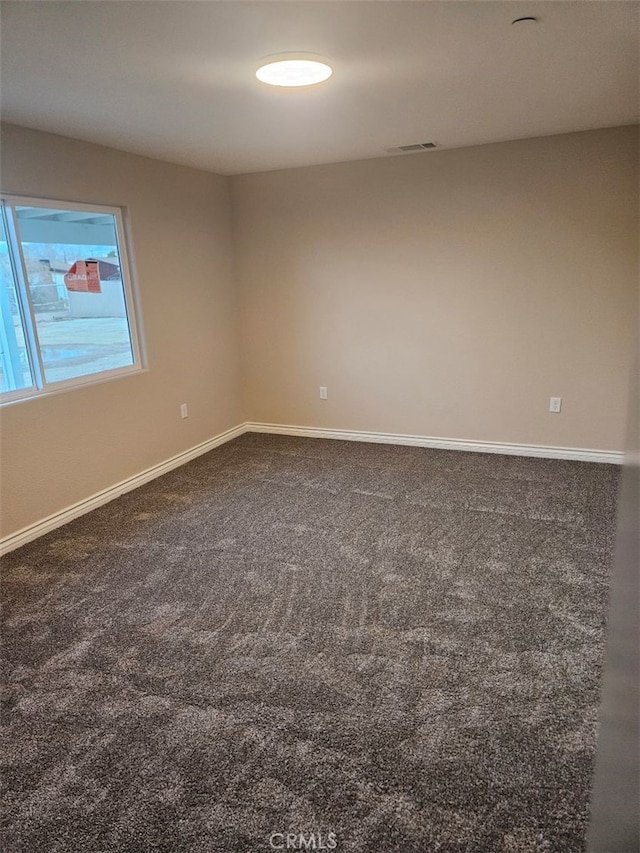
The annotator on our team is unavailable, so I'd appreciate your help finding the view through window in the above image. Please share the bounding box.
[0,197,143,400]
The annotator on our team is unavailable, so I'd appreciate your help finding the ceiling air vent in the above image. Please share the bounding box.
[386,142,438,154]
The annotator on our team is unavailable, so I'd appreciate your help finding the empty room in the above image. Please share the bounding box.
[0,2,638,852]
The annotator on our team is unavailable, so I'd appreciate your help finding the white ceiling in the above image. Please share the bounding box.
[1,1,638,176]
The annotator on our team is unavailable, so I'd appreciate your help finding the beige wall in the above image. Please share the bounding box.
[232,126,638,451]
[0,123,241,538]
[1,124,638,541]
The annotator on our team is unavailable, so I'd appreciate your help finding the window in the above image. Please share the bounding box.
[0,195,144,403]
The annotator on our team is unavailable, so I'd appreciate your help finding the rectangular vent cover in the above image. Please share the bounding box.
[386,142,438,154]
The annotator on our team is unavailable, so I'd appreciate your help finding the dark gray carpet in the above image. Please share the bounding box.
[1,433,619,853]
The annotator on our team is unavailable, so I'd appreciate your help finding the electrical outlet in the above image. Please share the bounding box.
[549,397,562,413]
[180,403,189,419]
[319,386,328,400]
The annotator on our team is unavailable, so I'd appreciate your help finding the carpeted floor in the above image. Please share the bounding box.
[1,433,619,853]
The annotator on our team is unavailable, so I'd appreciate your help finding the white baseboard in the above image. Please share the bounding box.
[2,420,623,555]
[0,423,246,556]
[245,422,624,465]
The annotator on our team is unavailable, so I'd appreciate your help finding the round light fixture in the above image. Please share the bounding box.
[256,57,332,88]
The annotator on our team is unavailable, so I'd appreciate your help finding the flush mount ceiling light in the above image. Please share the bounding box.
[256,55,333,88]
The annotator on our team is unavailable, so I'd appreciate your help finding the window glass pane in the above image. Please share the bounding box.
[15,205,135,385]
[0,213,34,393]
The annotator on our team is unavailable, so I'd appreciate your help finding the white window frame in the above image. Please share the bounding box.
[0,194,145,405]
